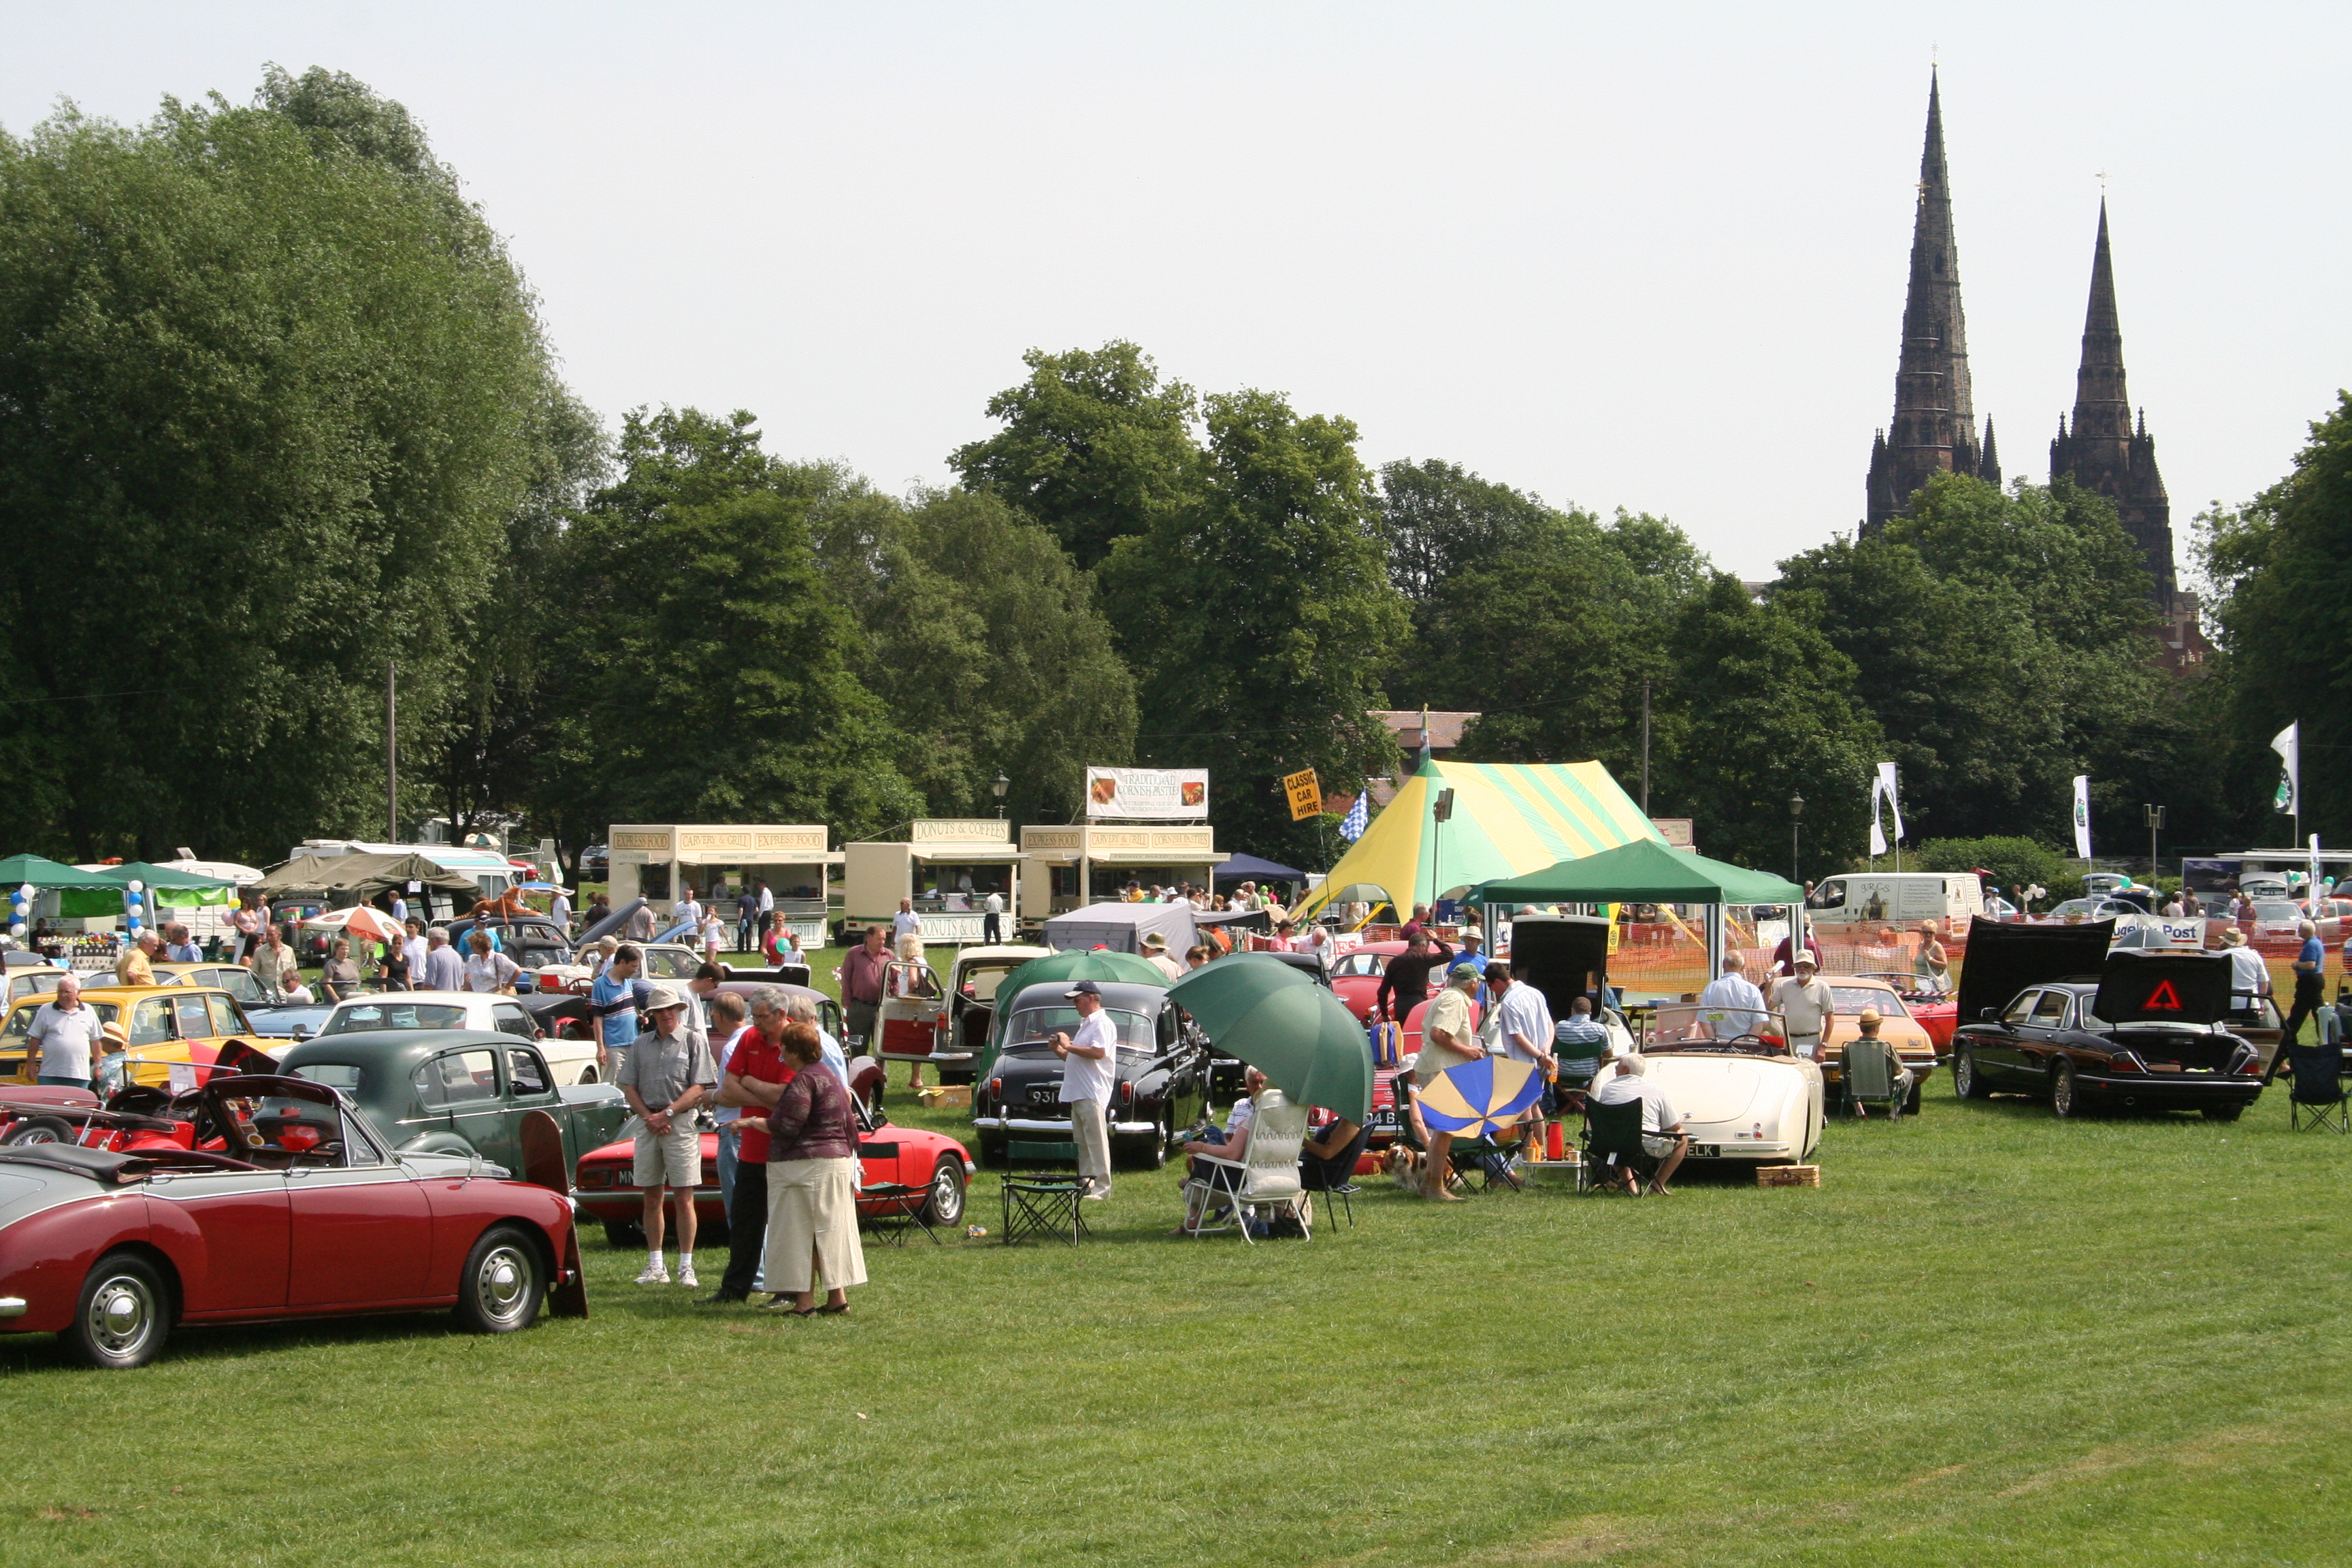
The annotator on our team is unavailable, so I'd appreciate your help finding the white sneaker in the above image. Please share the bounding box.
[635,1261,669,1286]
[677,1264,699,1289]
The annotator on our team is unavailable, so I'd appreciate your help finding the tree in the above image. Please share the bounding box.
[2196,392,2352,844]
[1771,474,2165,846]
[534,410,922,850]
[949,342,1203,571]
[1650,575,1882,877]
[1098,390,1406,861]
[1912,836,2067,898]
[808,485,1137,825]
[0,76,557,862]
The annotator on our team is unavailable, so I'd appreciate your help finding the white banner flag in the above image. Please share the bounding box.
[2311,833,2325,915]
[2273,722,2300,815]
[1867,762,1902,858]
[2072,774,2093,860]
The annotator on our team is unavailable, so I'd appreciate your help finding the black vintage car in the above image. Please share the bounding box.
[444,915,573,994]
[970,981,1209,1169]
[1948,917,2265,1120]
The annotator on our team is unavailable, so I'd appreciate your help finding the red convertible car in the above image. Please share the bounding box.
[0,1073,584,1368]
[575,1092,974,1246]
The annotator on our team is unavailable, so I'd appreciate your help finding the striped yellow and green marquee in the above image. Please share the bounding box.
[1295,757,1662,920]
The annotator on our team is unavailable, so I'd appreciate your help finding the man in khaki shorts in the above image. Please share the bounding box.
[619,984,717,1289]
[1771,951,1837,1061]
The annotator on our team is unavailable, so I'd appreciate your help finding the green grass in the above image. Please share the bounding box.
[3,979,2346,1565]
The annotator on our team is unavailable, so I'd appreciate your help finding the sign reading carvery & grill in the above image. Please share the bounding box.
[1084,766,1209,821]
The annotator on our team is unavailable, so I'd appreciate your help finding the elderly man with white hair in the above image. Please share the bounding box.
[1697,953,1769,1041]
[1590,1052,1689,1196]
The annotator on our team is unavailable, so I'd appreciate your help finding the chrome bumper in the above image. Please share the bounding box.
[0,1297,26,1319]
[981,1115,1159,1135]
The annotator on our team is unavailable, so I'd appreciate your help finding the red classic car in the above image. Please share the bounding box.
[574,1093,974,1246]
[1329,943,1482,1060]
[0,1073,584,1368]
[1853,970,1959,1051]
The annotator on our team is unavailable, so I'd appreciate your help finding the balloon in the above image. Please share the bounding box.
[7,924,22,938]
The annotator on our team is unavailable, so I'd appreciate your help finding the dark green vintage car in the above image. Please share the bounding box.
[275,1030,630,1183]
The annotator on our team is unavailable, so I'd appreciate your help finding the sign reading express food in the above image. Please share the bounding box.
[1085,766,1209,821]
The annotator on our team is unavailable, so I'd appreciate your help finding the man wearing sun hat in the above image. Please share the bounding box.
[1771,950,1837,1061]
[618,984,718,1288]
[1051,979,1118,1200]
[1140,930,1185,983]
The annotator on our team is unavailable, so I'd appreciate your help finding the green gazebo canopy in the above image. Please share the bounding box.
[0,853,132,891]
[1471,838,1804,908]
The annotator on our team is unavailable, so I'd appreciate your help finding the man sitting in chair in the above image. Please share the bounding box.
[1589,1053,1688,1196]
[1846,1008,1914,1118]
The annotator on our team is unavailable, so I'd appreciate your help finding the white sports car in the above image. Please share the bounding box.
[1635,1003,1825,1163]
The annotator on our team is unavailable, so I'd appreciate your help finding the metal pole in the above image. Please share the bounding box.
[386,661,397,840]
[1640,681,1651,815]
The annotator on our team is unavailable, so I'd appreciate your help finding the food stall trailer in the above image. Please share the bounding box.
[606,825,838,949]
[843,820,1022,945]
[1018,823,1228,917]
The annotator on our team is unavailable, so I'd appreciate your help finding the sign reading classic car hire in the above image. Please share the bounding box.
[1085,766,1209,821]
[1281,768,1322,822]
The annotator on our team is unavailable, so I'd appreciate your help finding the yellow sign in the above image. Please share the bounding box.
[1282,768,1322,822]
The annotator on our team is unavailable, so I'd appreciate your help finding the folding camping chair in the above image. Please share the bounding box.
[1181,1090,1311,1242]
[2284,1043,2349,1134]
[1301,1119,1371,1230]
[1840,1036,1914,1120]
[1000,1138,1089,1245]
[1578,1097,1655,1195]
[858,1181,942,1247]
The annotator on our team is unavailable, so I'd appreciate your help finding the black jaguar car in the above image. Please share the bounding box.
[970,981,1209,1169]
[1948,917,2265,1120]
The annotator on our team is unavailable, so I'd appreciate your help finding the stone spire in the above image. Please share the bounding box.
[1865,69,1989,534]
[1979,417,2001,490]
[2050,200,2176,606]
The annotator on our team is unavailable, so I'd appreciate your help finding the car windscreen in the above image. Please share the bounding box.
[642,949,701,979]
[962,965,1022,1002]
[1004,1007,1155,1051]
[321,1002,470,1033]
[1830,987,1910,1018]
[2253,901,2303,921]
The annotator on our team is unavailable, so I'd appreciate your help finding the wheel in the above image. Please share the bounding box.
[1952,1045,1988,1100]
[1141,1110,1172,1169]
[602,1220,642,1249]
[453,1226,545,1334]
[66,1252,171,1369]
[1904,1081,1923,1115]
[920,1155,966,1227]
[2050,1057,2081,1119]
[2200,1102,2246,1122]
[576,1066,598,1085]
[1,1115,75,1145]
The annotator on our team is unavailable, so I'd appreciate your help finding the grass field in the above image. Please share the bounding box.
[3,953,2345,1566]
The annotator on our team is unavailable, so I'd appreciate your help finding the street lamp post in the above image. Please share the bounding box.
[2144,803,2165,885]
[1789,791,1806,885]
[992,772,1011,820]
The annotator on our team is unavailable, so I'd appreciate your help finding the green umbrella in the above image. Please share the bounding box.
[0,853,133,889]
[1166,953,1373,1121]
[978,948,1170,1080]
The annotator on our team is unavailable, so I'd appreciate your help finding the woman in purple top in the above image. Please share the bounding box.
[764,1024,867,1316]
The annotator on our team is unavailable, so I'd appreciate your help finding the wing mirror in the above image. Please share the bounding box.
[1978,1007,1998,1022]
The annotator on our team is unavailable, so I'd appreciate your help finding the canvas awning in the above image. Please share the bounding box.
[1215,853,1305,885]
[1471,838,1803,907]
[1294,758,1662,919]
[250,851,478,898]
[0,853,130,891]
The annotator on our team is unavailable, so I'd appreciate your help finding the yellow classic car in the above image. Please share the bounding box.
[1,984,276,1089]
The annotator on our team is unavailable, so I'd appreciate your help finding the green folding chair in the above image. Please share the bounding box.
[1840,1036,1913,1120]
[1000,1138,1088,1245]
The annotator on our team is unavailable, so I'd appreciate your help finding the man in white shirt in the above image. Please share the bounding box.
[1697,954,1769,1041]
[549,887,572,934]
[2223,928,2270,1007]
[1591,1053,1688,1196]
[1052,980,1119,1200]
[27,974,105,1086]
[1140,932,1185,983]
[1482,961,1556,1155]
[892,898,924,949]
[1770,953,1837,1059]
[983,889,1005,944]
[674,887,703,934]
[402,919,429,992]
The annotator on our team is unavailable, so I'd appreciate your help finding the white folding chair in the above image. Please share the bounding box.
[1181,1089,1312,1243]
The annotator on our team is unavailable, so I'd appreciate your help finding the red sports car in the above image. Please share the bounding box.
[574,1092,974,1245]
[1853,971,1959,1051]
[0,1073,585,1368]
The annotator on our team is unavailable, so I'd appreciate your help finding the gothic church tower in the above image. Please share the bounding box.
[2048,201,2179,608]
[1865,71,1999,533]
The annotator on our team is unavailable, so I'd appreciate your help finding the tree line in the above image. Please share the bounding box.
[0,72,2325,879]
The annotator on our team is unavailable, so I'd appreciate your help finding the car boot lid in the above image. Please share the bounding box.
[2092,951,2235,1027]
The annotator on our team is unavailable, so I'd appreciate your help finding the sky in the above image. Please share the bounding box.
[4,3,2345,580]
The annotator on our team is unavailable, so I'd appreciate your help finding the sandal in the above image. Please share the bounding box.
[819,1303,850,1316]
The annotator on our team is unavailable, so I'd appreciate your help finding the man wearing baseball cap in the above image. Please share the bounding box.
[1769,950,1837,1061]
[618,984,719,1287]
[1051,979,1118,1200]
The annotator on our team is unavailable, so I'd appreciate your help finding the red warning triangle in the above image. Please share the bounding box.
[2143,979,2185,1011]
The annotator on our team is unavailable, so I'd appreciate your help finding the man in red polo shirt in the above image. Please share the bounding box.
[702,986,798,1305]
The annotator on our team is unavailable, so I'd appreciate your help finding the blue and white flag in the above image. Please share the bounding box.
[1338,793,1369,843]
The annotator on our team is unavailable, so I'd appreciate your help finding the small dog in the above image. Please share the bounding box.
[1382,1145,1424,1188]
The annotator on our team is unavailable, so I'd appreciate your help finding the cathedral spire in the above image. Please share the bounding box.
[2051,199,2176,607]
[1865,69,1985,533]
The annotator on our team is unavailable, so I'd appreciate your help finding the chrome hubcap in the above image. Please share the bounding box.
[479,1247,530,1321]
[89,1277,152,1354]
[934,1170,960,1220]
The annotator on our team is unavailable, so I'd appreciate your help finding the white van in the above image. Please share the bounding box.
[1806,872,1984,928]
